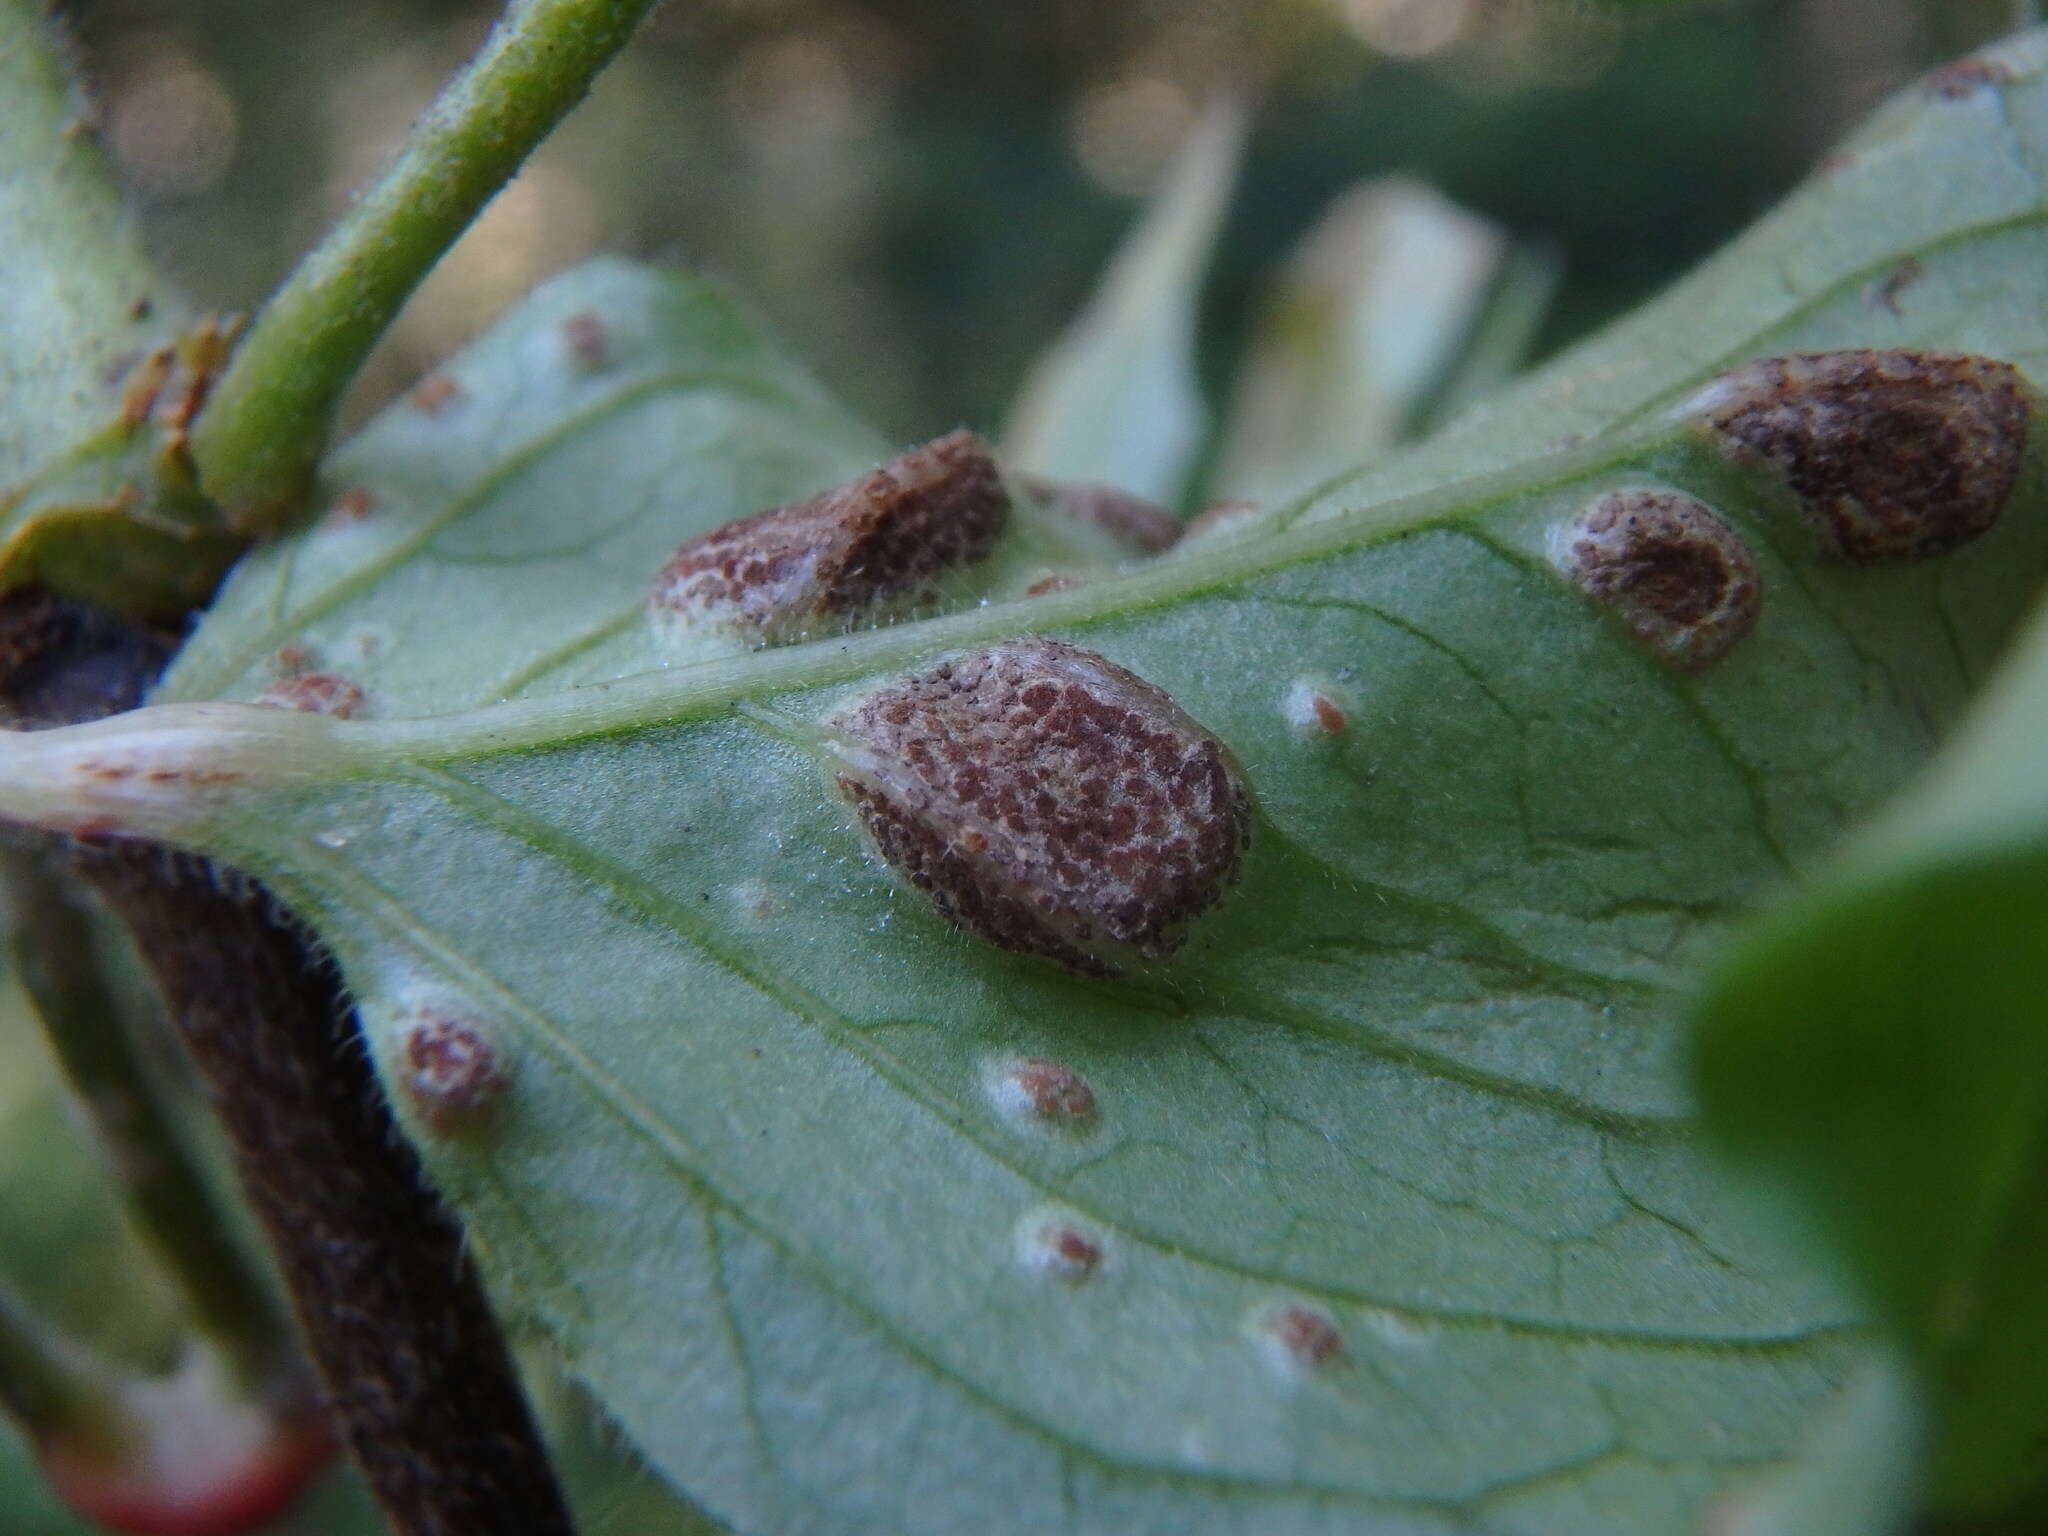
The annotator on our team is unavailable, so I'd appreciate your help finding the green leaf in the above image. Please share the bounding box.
[8,32,2048,1536]
[0,2,170,489]
[1211,177,1517,508]
[1693,592,2048,1517]
[1001,103,1245,509]
[0,3,241,618]
[1698,1351,1924,1536]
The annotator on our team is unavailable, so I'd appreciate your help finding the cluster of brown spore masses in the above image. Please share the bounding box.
[1560,490,1761,671]
[1700,350,2030,563]
[831,639,1252,977]
[649,430,1009,640]
[259,671,367,719]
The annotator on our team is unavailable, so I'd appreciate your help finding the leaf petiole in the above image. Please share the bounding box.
[189,0,663,530]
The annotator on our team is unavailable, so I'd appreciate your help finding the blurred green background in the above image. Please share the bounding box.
[60,0,2024,445]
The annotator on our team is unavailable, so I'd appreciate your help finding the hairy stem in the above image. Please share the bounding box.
[2,588,575,1532]
[0,845,296,1396]
[76,847,578,1536]
[189,0,660,529]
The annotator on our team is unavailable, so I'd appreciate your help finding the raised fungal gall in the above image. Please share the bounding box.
[1553,490,1761,671]
[648,430,1008,642]
[1694,350,2029,563]
[396,1012,509,1133]
[831,639,1251,977]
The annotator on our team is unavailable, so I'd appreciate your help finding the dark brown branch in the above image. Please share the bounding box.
[75,850,577,1536]
[2,588,577,1536]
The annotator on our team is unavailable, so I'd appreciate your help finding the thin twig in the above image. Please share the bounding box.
[189,0,661,528]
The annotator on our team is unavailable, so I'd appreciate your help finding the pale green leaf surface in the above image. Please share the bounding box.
[1001,103,1244,509]
[0,2,168,489]
[10,40,2048,1536]
[1694,595,2048,1515]
[1702,1351,1922,1536]
[1211,177,1511,508]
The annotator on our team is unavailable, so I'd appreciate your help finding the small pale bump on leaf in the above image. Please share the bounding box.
[394,1010,510,1134]
[1250,1301,1345,1377]
[1689,350,2030,564]
[1551,488,1762,671]
[559,310,609,372]
[1281,677,1351,737]
[1012,1207,1105,1285]
[983,1055,1097,1129]
[828,638,1252,976]
[647,430,1009,644]
[408,373,463,417]
[322,489,376,526]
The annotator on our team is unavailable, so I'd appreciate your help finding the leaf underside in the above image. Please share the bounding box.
[30,28,2043,1536]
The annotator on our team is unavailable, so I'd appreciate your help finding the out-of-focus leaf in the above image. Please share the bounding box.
[1001,102,1244,509]
[1265,31,2048,532]
[1694,594,2048,1517]
[1419,243,1564,437]
[3,34,2048,1536]
[1702,1351,1923,1536]
[0,957,184,1378]
[0,3,243,619]
[0,2,171,488]
[1211,177,1512,508]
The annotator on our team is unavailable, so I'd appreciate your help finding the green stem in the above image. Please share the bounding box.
[0,846,295,1396]
[189,0,660,529]
[0,1285,120,1449]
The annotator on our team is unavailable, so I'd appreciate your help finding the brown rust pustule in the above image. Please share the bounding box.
[397,1010,510,1134]
[258,672,366,719]
[830,639,1251,977]
[1557,491,1762,671]
[649,430,1008,640]
[1697,350,2029,564]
